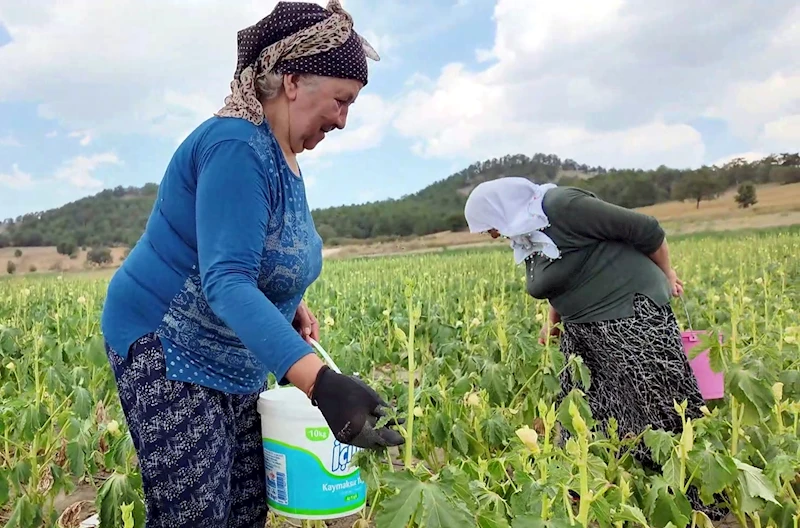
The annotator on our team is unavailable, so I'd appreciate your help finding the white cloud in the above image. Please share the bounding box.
[0,0,394,149]
[68,130,92,146]
[393,0,799,169]
[53,153,122,189]
[762,115,800,151]
[706,72,800,141]
[45,130,58,138]
[0,163,34,189]
[0,134,21,147]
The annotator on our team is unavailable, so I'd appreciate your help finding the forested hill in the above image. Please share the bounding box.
[1,152,799,250]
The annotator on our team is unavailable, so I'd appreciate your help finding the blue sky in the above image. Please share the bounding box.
[1,0,798,220]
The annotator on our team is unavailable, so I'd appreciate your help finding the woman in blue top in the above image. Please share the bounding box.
[100,2,402,525]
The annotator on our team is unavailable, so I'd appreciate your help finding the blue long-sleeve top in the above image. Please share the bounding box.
[100,115,323,394]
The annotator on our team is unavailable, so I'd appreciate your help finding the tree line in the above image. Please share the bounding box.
[1,153,798,250]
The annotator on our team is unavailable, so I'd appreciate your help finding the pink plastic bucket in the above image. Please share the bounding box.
[681,330,724,400]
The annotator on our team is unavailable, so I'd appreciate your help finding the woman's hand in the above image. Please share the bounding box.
[665,268,684,297]
[311,366,405,450]
[293,300,320,344]
[539,304,562,345]
[539,323,561,345]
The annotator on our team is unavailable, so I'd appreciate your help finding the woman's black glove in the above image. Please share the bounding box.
[310,365,405,450]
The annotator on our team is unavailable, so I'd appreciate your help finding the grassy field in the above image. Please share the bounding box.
[0,227,798,527]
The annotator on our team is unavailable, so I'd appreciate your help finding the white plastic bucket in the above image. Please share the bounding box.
[258,385,366,520]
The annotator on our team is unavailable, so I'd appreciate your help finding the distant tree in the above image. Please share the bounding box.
[13,249,22,258]
[2,151,798,246]
[87,247,113,266]
[735,182,758,209]
[769,166,800,185]
[316,224,337,243]
[56,241,78,257]
[672,167,725,209]
[6,261,15,275]
[29,265,37,273]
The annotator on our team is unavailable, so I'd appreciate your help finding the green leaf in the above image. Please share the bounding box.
[67,440,86,477]
[0,468,9,507]
[452,423,470,456]
[643,429,675,465]
[764,453,798,487]
[778,370,800,400]
[430,411,450,447]
[438,465,477,513]
[452,375,472,399]
[726,366,775,425]
[73,385,93,420]
[661,453,681,490]
[691,511,716,528]
[477,510,512,528]
[482,361,510,406]
[645,477,692,528]
[687,445,737,503]
[44,365,64,394]
[556,389,595,437]
[613,504,649,526]
[733,458,779,513]
[511,518,574,528]
[481,412,513,451]
[589,494,613,527]
[97,471,145,528]
[11,459,31,488]
[568,355,591,391]
[5,494,42,528]
[376,471,474,528]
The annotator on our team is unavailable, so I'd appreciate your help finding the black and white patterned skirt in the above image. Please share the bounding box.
[557,293,727,519]
[558,293,706,438]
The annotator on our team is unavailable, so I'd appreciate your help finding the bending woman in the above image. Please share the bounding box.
[464,177,725,519]
[100,2,402,526]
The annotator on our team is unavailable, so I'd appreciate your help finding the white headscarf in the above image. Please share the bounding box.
[464,177,560,264]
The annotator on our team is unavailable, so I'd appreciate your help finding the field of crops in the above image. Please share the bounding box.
[1,228,799,528]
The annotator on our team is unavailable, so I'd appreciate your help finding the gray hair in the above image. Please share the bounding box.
[255,71,321,102]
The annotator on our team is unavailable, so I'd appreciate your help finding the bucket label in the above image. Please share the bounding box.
[305,426,330,442]
[263,437,366,518]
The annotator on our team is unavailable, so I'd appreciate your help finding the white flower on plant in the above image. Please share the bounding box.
[5,361,15,371]
[107,420,121,436]
[515,426,540,454]
[77,296,87,305]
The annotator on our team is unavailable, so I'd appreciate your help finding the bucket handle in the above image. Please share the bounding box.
[309,338,343,374]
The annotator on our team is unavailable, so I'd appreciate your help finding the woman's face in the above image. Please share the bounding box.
[285,75,363,153]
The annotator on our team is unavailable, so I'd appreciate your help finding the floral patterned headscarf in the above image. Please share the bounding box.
[216,0,379,125]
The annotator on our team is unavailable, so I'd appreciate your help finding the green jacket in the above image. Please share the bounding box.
[525,187,671,323]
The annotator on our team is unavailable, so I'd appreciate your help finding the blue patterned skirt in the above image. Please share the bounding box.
[105,333,268,528]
